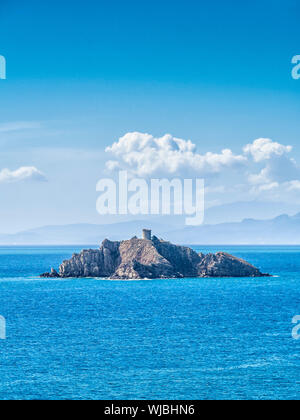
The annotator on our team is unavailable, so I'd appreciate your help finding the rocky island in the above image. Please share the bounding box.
[40,229,269,279]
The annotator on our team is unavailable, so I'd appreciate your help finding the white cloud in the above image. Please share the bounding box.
[105,132,246,178]
[248,167,270,185]
[249,155,299,185]
[104,132,300,204]
[248,179,300,204]
[105,160,120,171]
[245,138,300,192]
[244,138,292,162]
[286,180,300,191]
[256,182,279,192]
[0,166,47,183]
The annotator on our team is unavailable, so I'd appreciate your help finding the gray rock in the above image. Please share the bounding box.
[197,252,265,277]
[40,267,60,278]
[40,235,270,279]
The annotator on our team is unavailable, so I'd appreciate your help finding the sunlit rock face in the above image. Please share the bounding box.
[41,233,269,279]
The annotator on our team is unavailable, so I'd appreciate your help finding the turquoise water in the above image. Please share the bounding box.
[0,245,299,400]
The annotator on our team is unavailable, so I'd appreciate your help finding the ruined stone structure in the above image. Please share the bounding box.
[142,229,152,240]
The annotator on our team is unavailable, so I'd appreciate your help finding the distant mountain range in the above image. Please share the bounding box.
[167,213,300,245]
[2,213,300,245]
[204,201,300,224]
[0,220,172,245]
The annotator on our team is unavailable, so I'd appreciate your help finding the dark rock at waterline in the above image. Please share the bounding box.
[40,268,60,278]
[40,231,270,279]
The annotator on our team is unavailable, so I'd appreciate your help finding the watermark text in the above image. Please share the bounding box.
[0,55,6,80]
[96,171,205,226]
[292,55,300,80]
[0,316,6,340]
[292,315,300,340]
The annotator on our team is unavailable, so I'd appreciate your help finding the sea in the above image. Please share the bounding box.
[0,245,299,400]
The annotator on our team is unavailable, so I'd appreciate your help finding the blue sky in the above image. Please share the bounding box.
[0,0,300,232]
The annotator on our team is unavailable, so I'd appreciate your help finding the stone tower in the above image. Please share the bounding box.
[142,229,152,240]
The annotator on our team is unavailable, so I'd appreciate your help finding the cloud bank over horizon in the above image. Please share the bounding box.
[105,132,246,178]
[105,132,300,203]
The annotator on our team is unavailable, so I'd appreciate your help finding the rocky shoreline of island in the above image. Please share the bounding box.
[40,230,270,280]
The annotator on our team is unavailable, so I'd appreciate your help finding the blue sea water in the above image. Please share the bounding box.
[0,245,299,400]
